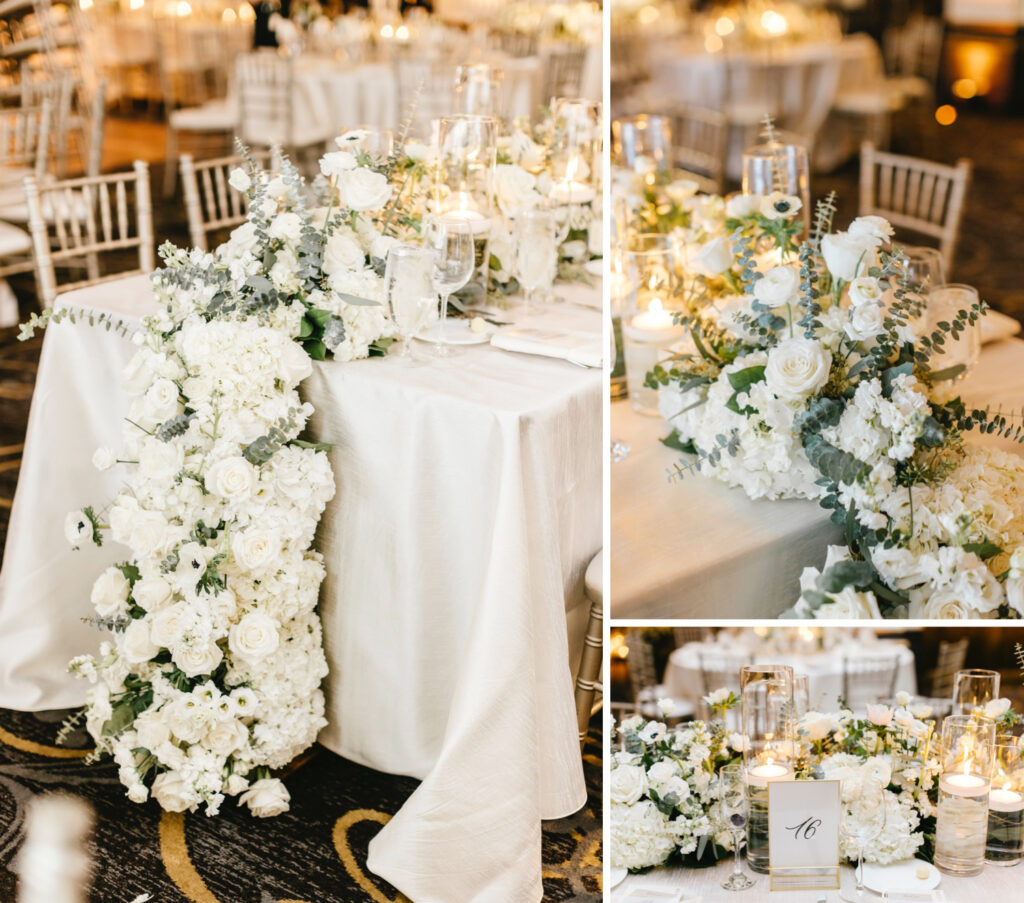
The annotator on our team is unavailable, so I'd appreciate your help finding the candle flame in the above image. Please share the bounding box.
[648,298,664,315]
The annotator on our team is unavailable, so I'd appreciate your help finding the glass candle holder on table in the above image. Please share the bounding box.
[926,284,982,383]
[612,114,673,184]
[341,125,395,162]
[934,714,996,876]
[952,668,1000,717]
[741,665,795,875]
[453,63,504,119]
[608,249,636,402]
[548,98,601,248]
[621,235,686,415]
[987,743,1024,866]
[741,139,810,234]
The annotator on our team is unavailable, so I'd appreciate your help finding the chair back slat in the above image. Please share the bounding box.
[180,150,272,252]
[0,99,51,176]
[670,105,727,195]
[98,180,112,243]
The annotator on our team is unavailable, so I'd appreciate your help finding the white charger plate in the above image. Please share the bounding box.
[862,859,941,894]
[414,320,491,345]
[609,867,628,888]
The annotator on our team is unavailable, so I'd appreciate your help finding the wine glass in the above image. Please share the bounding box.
[609,314,630,463]
[841,779,886,901]
[514,208,558,309]
[900,245,945,294]
[424,215,475,358]
[384,244,436,360]
[719,764,755,891]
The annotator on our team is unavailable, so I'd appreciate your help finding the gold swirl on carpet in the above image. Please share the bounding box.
[332,809,411,903]
[0,723,92,758]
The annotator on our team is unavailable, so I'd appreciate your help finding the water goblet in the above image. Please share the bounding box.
[719,764,755,891]
[424,215,475,357]
[384,243,436,360]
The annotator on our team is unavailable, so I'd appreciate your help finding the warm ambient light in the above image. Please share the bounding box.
[79,0,92,8]
[175,0,191,15]
[395,24,409,40]
[952,78,977,99]
[761,10,788,36]
[935,104,958,126]
[380,24,394,38]
[637,4,660,26]
[705,34,723,53]
[129,0,144,8]
[715,16,735,36]
[610,633,629,660]
[238,2,255,22]
[221,7,237,22]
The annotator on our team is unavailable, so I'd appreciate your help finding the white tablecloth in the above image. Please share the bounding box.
[610,334,1024,619]
[0,273,602,902]
[664,640,916,713]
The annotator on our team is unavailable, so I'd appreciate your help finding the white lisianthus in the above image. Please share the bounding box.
[229,612,281,663]
[319,151,357,177]
[92,447,117,471]
[91,567,130,617]
[224,773,250,795]
[228,168,251,192]
[151,772,196,812]
[205,456,257,502]
[121,618,160,664]
[753,266,799,307]
[848,276,883,307]
[764,338,832,400]
[339,168,392,212]
[239,778,291,817]
[760,192,802,221]
[65,510,92,546]
[690,235,733,276]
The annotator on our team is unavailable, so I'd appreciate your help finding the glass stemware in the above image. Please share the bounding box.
[514,208,558,308]
[900,245,946,294]
[719,764,755,891]
[841,780,887,901]
[424,215,475,358]
[384,243,436,360]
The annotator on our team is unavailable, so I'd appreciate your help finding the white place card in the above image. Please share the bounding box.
[767,779,841,891]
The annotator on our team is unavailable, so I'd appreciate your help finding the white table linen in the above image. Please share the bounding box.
[0,273,600,902]
[610,336,1024,619]
[664,640,916,712]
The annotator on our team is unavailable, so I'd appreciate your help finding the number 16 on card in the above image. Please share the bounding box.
[767,779,842,891]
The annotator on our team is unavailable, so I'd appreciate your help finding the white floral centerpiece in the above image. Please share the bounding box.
[640,180,1024,618]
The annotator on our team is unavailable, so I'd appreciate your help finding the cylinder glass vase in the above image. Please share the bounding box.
[934,715,995,876]
[952,669,1000,717]
[987,743,1024,867]
[741,141,810,234]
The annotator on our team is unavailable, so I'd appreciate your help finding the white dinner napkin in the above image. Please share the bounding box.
[981,309,1022,345]
[490,326,603,368]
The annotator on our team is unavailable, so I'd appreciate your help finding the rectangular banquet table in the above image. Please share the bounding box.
[611,334,1024,620]
[0,273,602,903]
[613,856,1019,901]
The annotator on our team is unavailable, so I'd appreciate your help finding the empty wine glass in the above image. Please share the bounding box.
[514,208,558,308]
[841,780,887,901]
[384,244,436,360]
[424,215,475,358]
[719,764,755,891]
[900,245,945,294]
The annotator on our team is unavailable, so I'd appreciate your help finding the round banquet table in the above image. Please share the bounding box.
[610,316,1024,620]
[0,272,602,903]
[612,854,1021,901]
[664,640,916,713]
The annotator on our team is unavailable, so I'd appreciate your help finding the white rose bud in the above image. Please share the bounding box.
[92,447,117,471]
[845,301,885,342]
[127,783,149,803]
[690,235,733,276]
[848,276,883,307]
[229,612,281,664]
[224,773,250,795]
[279,339,313,387]
[821,231,872,284]
[91,566,129,617]
[609,763,648,804]
[753,265,799,307]
[764,337,832,400]
[228,168,251,192]
[239,777,291,817]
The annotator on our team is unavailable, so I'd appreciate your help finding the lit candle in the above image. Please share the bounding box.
[438,209,491,235]
[550,180,596,206]
[746,762,791,788]
[989,788,1024,813]
[621,298,685,345]
[941,773,990,796]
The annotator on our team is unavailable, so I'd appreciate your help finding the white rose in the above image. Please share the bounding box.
[370,233,398,263]
[822,232,872,283]
[232,529,281,573]
[268,212,305,244]
[136,709,171,750]
[279,337,313,386]
[765,337,832,400]
[848,276,883,307]
[149,603,186,648]
[151,771,195,812]
[92,447,116,471]
[865,704,894,726]
[206,456,257,501]
[122,351,154,395]
[138,438,183,482]
[726,193,762,218]
[224,773,250,795]
[1007,575,1024,616]
[983,698,1011,718]
[915,591,972,619]
[845,301,885,342]
[91,567,129,617]
[319,151,357,177]
[816,586,883,619]
[133,576,173,612]
[323,231,366,276]
[202,719,249,756]
[848,216,894,247]
[223,221,261,259]
[65,510,91,546]
[229,612,280,663]
[610,763,648,804]
[122,617,160,664]
[493,164,540,217]
[228,168,251,192]
[690,235,733,276]
[339,168,392,212]
[753,266,799,307]
[143,378,181,423]
[239,777,291,817]
[172,641,223,678]
[800,712,835,742]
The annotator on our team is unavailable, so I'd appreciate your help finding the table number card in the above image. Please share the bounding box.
[767,779,841,891]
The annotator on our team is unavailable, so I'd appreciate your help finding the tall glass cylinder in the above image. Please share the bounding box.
[622,234,684,415]
[453,64,504,119]
[549,98,601,207]
[934,715,995,876]
[612,114,673,183]
[741,666,795,875]
[741,141,810,233]
[952,669,1000,717]
[987,743,1023,866]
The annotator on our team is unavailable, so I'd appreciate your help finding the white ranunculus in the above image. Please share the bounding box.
[122,618,160,664]
[339,168,392,212]
[92,447,117,471]
[91,567,130,617]
[319,151,357,177]
[848,276,883,308]
[133,576,172,612]
[232,529,281,573]
[821,232,871,284]
[609,763,649,804]
[493,164,540,217]
[239,777,291,817]
[726,193,763,218]
[173,641,223,678]
[764,337,832,400]
[229,612,281,663]
[865,704,894,726]
[228,168,251,192]
[753,265,799,307]
[143,378,181,423]
[224,773,250,795]
[149,603,186,649]
[65,510,91,546]
[268,212,305,245]
[202,719,248,756]
[206,456,257,502]
[323,231,365,276]
[151,771,194,812]
[690,235,733,276]
[845,301,885,342]
[848,216,894,247]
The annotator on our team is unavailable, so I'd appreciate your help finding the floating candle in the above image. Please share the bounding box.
[550,180,596,205]
[989,788,1024,813]
[941,773,989,796]
[745,762,791,788]
[437,210,491,235]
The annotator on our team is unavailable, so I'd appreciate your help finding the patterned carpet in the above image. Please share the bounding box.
[0,706,603,902]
